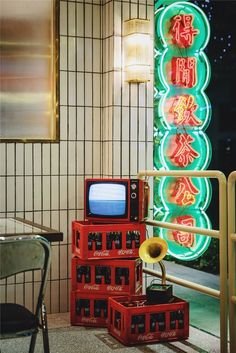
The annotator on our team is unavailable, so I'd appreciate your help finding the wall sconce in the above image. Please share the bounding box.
[123,18,151,83]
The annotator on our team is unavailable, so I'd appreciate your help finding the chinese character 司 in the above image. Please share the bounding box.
[172,215,195,248]
[170,14,199,48]
[171,177,199,206]
[170,133,200,167]
[170,95,201,126]
[172,57,197,88]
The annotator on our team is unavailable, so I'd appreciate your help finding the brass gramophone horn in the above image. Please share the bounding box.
[139,237,168,285]
[139,237,168,264]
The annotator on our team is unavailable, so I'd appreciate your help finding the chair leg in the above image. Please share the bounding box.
[41,301,50,353]
[29,332,37,353]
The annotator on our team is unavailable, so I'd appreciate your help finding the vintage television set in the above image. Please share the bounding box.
[84,179,149,223]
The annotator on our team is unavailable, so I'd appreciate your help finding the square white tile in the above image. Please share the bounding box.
[42,144,51,175]
[68,142,76,175]
[85,38,93,72]
[69,71,76,106]
[77,38,84,71]
[93,73,101,107]
[0,144,6,176]
[42,176,51,210]
[85,4,92,37]
[60,1,68,36]
[68,175,76,209]
[93,4,101,38]
[33,176,42,211]
[60,36,67,70]
[68,106,77,141]
[93,39,101,73]
[6,144,14,175]
[76,2,84,37]
[68,2,76,36]
[68,37,76,71]
[6,177,14,212]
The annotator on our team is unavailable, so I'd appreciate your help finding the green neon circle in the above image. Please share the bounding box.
[160,50,211,93]
[155,90,211,132]
[156,176,212,212]
[156,1,210,52]
[154,130,212,171]
[154,210,212,261]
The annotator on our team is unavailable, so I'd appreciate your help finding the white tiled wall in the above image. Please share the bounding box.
[102,0,154,178]
[0,0,154,313]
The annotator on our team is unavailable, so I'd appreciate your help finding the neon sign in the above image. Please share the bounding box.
[170,14,199,47]
[172,215,195,248]
[169,95,201,126]
[170,133,200,167]
[170,177,199,206]
[154,0,212,261]
[172,57,197,88]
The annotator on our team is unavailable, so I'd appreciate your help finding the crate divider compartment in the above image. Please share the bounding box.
[72,220,146,260]
[108,294,189,345]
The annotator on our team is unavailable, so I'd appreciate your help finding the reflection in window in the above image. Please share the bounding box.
[0,0,58,141]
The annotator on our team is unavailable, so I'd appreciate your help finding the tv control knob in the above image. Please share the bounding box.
[131,192,137,199]
[131,183,137,190]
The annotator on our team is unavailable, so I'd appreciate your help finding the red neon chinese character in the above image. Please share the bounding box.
[170,95,201,126]
[170,14,199,48]
[170,133,200,167]
[171,177,199,206]
[172,215,195,248]
[172,57,197,88]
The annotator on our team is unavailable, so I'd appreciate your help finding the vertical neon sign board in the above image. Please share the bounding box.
[154,0,212,260]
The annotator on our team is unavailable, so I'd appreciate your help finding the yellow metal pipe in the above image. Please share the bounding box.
[218,170,228,353]
[139,169,228,353]
[228,171,236,353]
[145,219,219,239]
[138,169,226,179]
[230,233,236,242]
[143,267,220,298]
[158,261,166,285]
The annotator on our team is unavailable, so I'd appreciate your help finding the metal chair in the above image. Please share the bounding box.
[0,235,51,353]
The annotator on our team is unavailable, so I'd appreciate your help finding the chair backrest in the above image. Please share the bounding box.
[0,235,51,317]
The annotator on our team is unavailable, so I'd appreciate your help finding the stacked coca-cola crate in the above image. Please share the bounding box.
[70,220,146,327]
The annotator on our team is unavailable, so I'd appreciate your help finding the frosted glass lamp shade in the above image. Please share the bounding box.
[123,19,151,83]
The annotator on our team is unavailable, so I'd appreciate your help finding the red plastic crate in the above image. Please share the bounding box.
[71,257,142,295]
[108,295,189,345]
[71,291,110,327]
[72,220,146,260]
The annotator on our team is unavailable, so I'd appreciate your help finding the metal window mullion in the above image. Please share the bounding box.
[228,171,236,353]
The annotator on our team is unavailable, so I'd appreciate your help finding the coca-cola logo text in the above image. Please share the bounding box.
[83,284,100,291]
[81,317,97,323]
[160,331,177,338]
[107,285,123,291]
[137,333,154,341]
[117,249,134,255]
[93,250,110,256]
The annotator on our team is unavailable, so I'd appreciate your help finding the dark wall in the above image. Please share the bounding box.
[194,0,236,228]
[194,0,236,175]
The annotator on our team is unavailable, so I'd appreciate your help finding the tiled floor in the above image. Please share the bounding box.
[1,312,222,353]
